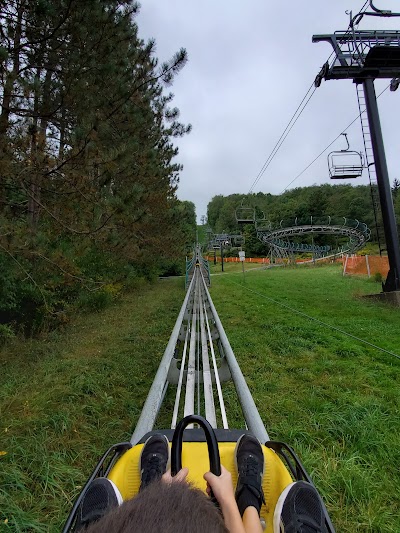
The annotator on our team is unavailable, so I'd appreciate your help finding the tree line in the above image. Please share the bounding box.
[0,0,196,337]
[206,182,400,256]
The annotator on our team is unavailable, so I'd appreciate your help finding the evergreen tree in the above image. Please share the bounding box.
[0,0,192,333]
[392,178,400,199]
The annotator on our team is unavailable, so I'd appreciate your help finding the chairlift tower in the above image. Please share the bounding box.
[313,4,400,292]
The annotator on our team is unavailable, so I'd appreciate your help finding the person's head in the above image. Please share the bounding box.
[84,480,228,533]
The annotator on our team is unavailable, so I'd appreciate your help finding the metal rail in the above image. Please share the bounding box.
[131,248,269,445]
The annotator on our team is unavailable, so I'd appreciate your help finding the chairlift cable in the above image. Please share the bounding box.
[248,0,376,194]
[248,85,318,194]
[248,82,316,194]
[280,84,390,193]
[247,0,371,195]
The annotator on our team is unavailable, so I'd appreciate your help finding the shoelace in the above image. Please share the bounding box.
[241,455,259,477]
[239,455,265,504]
[142,454,164,485]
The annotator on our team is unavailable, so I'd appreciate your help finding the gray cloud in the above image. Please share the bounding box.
[137,1,400,221]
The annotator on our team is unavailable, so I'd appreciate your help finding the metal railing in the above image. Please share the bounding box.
[185,256,195,289]
[313,30,400,81]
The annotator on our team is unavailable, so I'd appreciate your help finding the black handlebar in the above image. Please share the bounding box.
[171,415,221,477]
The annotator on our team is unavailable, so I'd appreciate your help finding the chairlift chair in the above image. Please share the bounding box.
[235,201,256,224]
[255,215,271,232]
[232,235,245,246]
[327,133,364,179]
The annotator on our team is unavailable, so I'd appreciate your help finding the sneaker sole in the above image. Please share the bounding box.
[139,434,171,479]
[77,478,123,529]
[234,434,265,483]
[272,481,296,533]
[107,478,124,506]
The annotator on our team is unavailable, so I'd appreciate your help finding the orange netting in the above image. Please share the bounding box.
[204,254,390,277]
[204,256,270,264]
[343,255,389,277]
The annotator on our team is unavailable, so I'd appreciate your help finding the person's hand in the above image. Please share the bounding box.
[205,466,246,533]
[162,467,189,484]
[203,465,235,508]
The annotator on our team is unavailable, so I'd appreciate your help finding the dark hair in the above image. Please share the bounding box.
[85,481,228,533]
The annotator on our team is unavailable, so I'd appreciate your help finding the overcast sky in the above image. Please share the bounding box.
[137,1,400,222]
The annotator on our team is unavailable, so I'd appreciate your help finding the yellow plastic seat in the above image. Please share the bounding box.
[108,441,292,532]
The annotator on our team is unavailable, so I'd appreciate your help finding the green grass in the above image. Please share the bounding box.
[210,264,400,532]
[0,279,185,532]
[1,265,399,532]
[209,260,264,275]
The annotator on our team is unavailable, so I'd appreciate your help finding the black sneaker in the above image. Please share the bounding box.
[273,481,328,533]
[139,434,170,491]
[74,477,123,531]
[234,434,265,516]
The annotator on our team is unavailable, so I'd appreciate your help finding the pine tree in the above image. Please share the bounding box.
[392,178,400,199]
[0,0,192,332]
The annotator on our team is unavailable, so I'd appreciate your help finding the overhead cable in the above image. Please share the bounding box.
[280,84,390,193]
[248,83,317,194]
[247,0,372,195]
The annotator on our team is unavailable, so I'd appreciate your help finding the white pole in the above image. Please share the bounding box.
[343,254,349,276]
[366,255,371,278]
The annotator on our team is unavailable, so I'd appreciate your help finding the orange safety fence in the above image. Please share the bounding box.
[204,254,390,277]
[205,256,341,265]
[343,255,389,277]
[204,256,270,264]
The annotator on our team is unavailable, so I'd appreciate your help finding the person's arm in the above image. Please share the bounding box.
[204,466,246,533]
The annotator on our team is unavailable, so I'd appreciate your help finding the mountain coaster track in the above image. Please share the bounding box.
[63,247,335,533]
[255,216,370,261]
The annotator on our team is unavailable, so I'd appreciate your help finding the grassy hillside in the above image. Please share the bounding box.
[211,264,400,532]
[1,265,399,531]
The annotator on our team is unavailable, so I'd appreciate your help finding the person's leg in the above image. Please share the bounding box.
[242,506,263,533]
[234,434,265,532]
[139,433,170,490]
